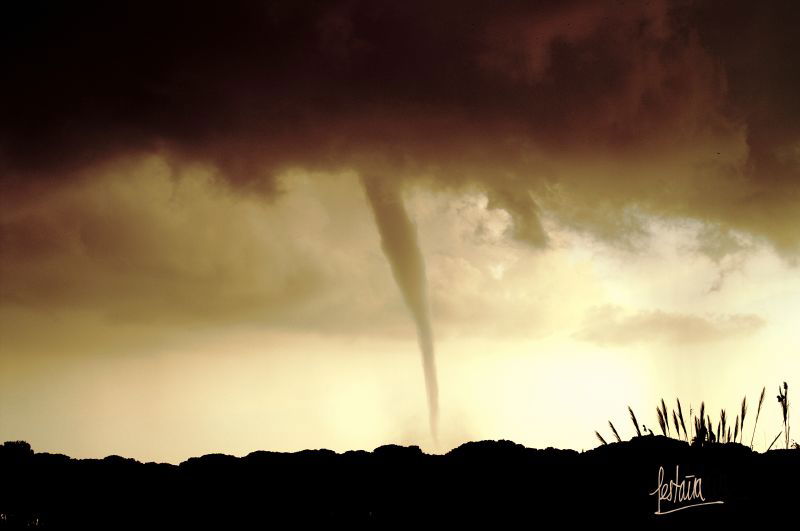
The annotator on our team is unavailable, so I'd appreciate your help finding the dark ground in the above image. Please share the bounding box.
[1,437,797,528]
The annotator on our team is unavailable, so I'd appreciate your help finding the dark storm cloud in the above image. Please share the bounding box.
[1,0,799,251]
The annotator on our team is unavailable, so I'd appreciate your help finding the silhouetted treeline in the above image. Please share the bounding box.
[1,438,797,528]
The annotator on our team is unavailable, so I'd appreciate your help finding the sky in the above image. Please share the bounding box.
[1,0,798,462]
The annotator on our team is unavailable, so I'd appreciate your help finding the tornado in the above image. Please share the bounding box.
[362,175,439,443]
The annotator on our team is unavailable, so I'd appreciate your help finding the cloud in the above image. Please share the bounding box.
[574,305,765,346]
[0,163,592,351]
[1,0,798,255]
[0,158,414,340]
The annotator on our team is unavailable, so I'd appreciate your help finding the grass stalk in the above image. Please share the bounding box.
[751,387,766,449]
[777,382,789,449]
[677,399,687,442]
[608,421,621,443]
[739,396,747,444]
[767,431,782,451]
[628,406,642,437]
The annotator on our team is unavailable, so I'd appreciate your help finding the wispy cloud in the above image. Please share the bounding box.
[574,305,765,346]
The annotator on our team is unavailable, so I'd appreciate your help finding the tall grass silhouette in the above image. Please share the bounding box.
[777,382,789,449]
[595,431,607,445]
[596,382,795,451]
[739,396,747,444]
[608,421,622,443]
[677,399,687,442]
[672,410,680,440]
[656,398,669,437]
[768,431,782,451]
[628,406,642,437]
[750,387,765,449]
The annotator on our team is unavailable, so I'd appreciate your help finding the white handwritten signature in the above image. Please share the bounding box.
[649,465,724,515]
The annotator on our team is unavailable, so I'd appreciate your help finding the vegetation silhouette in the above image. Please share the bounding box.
[1,434,798,528]
[602,382,796,450]
[0,383,796,528]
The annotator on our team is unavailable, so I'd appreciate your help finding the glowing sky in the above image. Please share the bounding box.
[1,1,798,462]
